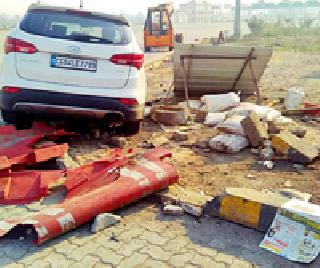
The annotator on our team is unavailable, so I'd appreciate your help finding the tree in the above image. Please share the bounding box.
[247,16,266,35]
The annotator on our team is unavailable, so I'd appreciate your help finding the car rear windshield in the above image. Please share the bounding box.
[20,10,132,45]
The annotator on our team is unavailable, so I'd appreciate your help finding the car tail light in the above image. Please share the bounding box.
[110,54,144,70]
[2,87,21,93]
[119,98,138,106]
[5,37,37,54]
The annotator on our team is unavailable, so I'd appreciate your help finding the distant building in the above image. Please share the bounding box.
[175,0,221,23]
[246,1,320,24]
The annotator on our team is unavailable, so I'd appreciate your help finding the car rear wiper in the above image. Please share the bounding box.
[68,34,114,44]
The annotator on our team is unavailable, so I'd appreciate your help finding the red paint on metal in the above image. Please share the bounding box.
[305,102,320,115]
[0,148,178,244]
[30,143,68,164]
[0,170,64,205]
[0,122,74,170]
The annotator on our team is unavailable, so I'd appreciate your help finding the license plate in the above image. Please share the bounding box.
[51,55,97,72]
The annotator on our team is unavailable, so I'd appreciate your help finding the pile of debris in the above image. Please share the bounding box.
[149,92,320,168]
[149,92,320,263]
[0,122,178,244]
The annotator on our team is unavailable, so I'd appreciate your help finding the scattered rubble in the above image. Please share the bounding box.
[258,160,275,170]
[204,112,226,126]
[109,136,128,148]
[217,115,246,135]
[163,204,185,216]
[159,185,211,217]
[195,109,208,123]
[272,130,318,163]
[209,134,249,153]
[91,213,121,233]
[151,105,187,126]
[201,93,240,113]
[171,131,189,142]
[241,111,269,147]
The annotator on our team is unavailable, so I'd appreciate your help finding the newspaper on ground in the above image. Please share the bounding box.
[259,199,320,263]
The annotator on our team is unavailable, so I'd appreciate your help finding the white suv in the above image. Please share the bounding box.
[0,4,145,134]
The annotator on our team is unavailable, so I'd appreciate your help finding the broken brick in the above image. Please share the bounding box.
[195,110,207,123]
[163,204,185,216]
[272,130,318,163]
[194,140,209,149]
[171,132,189,142]
[110,136,128,148]
[91,213,121,233]
[241,111,268,147]
[152,106,187,126]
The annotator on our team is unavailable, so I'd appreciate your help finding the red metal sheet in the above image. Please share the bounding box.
[0,148,178,244]
[305,102,320,115]
[0,122,74,170]
[0,170,64,205]
[30,143,68,164]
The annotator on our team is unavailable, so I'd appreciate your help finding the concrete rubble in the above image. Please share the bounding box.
[171,131,189,142]
[91,213,121,233]
[159,185,211,217]
[272,130,319,163]
[150,93,319,164]
[241,111,269,147]
[151,105,187,126]
[163,204,185,216]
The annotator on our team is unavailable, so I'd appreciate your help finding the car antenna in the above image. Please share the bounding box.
[80,0,83,8]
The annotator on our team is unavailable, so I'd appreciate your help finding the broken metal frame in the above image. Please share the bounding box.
[180,47,262,105]
[0,147,178,245]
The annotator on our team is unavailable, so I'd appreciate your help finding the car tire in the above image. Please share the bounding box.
[122,121,141,135]
[169,46,174,51]
[144,46,151,52]
[1,110,17,125]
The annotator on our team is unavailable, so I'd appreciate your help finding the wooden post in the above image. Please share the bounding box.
[181,57,190,110]
[249,60,261,104]
[231,47,255,92]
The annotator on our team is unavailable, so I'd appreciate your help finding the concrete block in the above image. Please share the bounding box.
[241,111,268,147]
[204,188,291,232]
[172,132,189,142]
[163,205,184,216]
[151,105,187,126]
[272,130,318,163]
[159,185,211,217]
[195,110,207,123]
[110,137,128,148]
[195,140,209,149]
[91,213,121,233]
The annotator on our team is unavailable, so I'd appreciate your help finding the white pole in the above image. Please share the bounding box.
[234,0,241,39]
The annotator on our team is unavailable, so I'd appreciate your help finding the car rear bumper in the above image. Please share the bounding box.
[0,88,144,121]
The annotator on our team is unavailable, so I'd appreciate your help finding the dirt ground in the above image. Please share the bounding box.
[62,50,320,205]
[137,50,320,204]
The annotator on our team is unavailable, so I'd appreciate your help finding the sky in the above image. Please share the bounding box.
[1,0,280,15]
